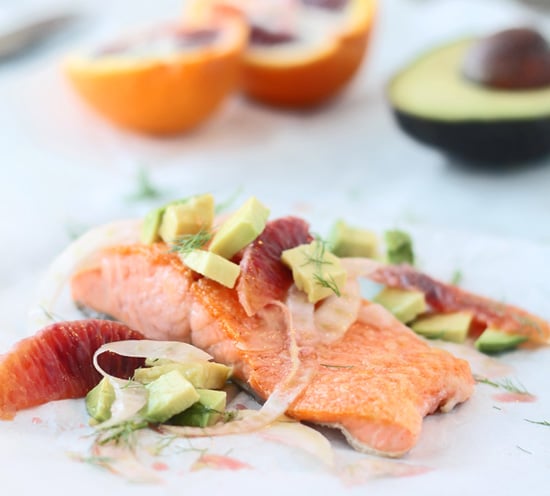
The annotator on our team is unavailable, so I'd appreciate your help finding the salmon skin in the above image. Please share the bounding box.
[71,224,474,456]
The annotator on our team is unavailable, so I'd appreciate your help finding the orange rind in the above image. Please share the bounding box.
[189,0,377,108]
[65,9,248,135]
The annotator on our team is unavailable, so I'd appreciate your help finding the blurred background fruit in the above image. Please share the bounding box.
[190,0,377,108]
[65,8,247,135]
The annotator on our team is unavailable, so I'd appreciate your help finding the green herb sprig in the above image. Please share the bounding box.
[524,419,550,427]
[94,420,149,448]
[474,375,532,396]
[451,270,463,285]
[313,273,342,297]
[169,230,213,255]
[302,236,342,297]
[126,167,166,203]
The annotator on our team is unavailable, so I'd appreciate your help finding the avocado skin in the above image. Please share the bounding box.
[393,109,550,164]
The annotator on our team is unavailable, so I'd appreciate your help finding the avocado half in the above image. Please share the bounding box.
[388,39,550,164]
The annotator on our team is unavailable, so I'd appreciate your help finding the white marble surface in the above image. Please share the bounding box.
[0,0,549,493]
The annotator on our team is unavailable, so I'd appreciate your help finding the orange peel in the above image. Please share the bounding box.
[189,0,377,108]
[65,9,247,135]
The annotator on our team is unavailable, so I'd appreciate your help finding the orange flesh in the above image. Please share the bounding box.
[191,0,377,107]
[65,12,247,135]
[243,24,373,107]
[0,320,144,420]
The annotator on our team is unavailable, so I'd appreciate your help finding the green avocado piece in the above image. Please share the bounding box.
[373,287,427,323]
[141,206,165,244]
[385,230,414,265]
[208,196,270,259]
[85,377,115,424]
[142,370,200,424]
[281,240,347,303]
[169,389,227,427]
[388,37,550,164]
[180,249,240,288]
[474,328,528,354]
[328,220,379,258]
[134,361,232,389]
[158,194,215,243]
[411,311,473,343]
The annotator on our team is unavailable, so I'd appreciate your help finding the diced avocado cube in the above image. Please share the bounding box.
[134,361,232,389]
[158,194,215,243]
[411,311,473,343]
[281,241,347,303]
[474,328,528,354]
[180,249,240,288]
[141,206,165,244]
[328,220,379,258]
[169,389,227,427]
[373,287,427,323]
[208,196,270,259]
[142,370,200,424]
[85,377,116,424]
[385,230,415,265]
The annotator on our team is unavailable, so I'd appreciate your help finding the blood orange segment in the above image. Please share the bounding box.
[0,320,144,420]
[65,8,248,135]
[369,264,550,345]
[237,216,312,316]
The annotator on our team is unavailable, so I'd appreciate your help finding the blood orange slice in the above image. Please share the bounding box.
[190,0,376,107]
[65,8,247,135]
[0,320,144,420]
[237,216,312,316]
[369,264,550,345]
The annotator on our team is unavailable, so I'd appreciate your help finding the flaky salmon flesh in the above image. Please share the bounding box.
[71,241,474,457]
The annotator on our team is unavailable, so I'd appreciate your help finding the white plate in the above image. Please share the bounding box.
[0,225,549,496]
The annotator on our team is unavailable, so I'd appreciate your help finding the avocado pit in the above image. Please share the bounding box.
[462,27,550,90]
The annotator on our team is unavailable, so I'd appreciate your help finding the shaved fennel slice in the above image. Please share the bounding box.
[259,418,335,467]
[285,285,317,346]
[100,379,148,428]
[286,277,361,345]
[340,257,384,279]
[28,219,142,332]
[91,339,213,427]
[314,278,361,343]
[94,339,212,364]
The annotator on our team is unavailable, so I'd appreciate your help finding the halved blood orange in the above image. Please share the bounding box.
[189,0,376,108]
[65,9,248,135]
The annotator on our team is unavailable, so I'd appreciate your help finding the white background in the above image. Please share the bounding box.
[0,1,549,494]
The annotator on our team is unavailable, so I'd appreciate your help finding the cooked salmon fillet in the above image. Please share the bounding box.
[71,240,474,456]
[72,244,197,342]
[191,278,473,456]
